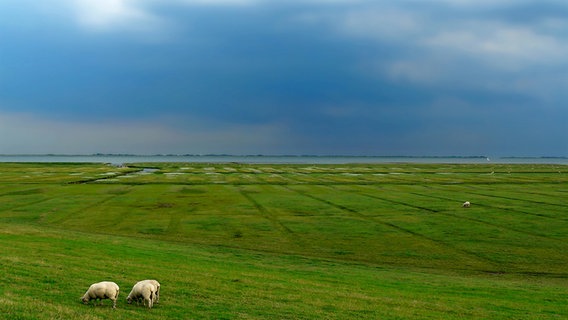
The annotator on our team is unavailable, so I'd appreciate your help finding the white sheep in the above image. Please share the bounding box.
[462,201,471,208]
[81,281,120,309]
[142,279,161,304]
[128,279,161,304]
[127,280,158,308]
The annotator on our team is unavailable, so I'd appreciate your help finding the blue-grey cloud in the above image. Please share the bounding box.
[0,111,293,155]
[0,0,566,156]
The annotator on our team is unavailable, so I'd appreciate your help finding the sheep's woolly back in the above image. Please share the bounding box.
[82,281,120,308]
[138,279,160,303]
[127,281,157,308]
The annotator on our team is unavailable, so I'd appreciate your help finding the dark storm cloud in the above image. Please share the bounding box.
[0,0,566,156]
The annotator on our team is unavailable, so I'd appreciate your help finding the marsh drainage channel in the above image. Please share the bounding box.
[69,168,159,184]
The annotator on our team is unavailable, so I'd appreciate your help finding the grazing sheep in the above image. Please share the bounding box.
[141,279,160,304]
[128,280,161,304]
[127,281,157,309]
[81,281,120,309]
[462,201,471,208]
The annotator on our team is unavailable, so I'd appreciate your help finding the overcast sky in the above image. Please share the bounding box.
[1,0,566,156]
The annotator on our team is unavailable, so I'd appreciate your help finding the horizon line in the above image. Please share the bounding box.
[0,154,566,159]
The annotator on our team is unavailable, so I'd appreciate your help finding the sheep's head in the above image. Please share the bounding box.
[81,296,90,304]
[127,296,133,304]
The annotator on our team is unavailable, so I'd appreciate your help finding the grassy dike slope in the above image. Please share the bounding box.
[0,162,567,319]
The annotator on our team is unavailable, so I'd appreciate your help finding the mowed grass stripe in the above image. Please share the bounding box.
[0,187,47,197]
[348,185,568,275]
[292,184,568,275]
[237,187,294,235]
[400,187,568,240]
[43,187,134,225]
[284,185,498,272]
[234,184,359,259]
[463,189,566,211]
[375,182,566,221]
[434,181,567,208]
[0,186,59,224]
[49,184,302,254]
[237,185,442,267]
[409,192,567,241]
[399,191,568,275]
[425,184,567,221]
[465,183,567,206]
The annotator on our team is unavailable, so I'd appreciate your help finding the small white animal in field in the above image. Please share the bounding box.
[131,279,161,304]
[462,201,471,208]
[143,280,160,304]
[127,280,158,309]
[136,279,160,303]
[81,281,120,308]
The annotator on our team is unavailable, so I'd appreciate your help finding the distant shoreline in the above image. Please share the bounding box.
[1,153,566,159]
[0,154,566,165]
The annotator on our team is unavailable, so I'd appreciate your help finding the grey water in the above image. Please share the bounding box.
[0,154,566,165]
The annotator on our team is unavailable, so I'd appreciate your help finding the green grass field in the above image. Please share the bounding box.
[0,162,567,319]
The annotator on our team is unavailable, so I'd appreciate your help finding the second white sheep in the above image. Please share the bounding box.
[127,280,159,308]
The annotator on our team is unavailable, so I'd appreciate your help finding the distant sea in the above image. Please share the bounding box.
[0,155,566,165]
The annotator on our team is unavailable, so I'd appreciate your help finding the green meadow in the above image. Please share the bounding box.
[0,162,567,319]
